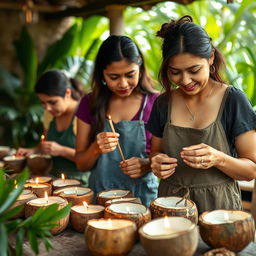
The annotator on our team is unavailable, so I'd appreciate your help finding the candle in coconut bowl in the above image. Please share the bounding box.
[52,173,81,190]
[53,186,94,205]
[104,202,151,231]
[139,216,199,256]
[25,177,52,197]
[150,196,198,224]
[27,176,52,184]
[3,155,26,173]
[199,209,255,252]
[70,201,105,233]
[25,192,70,235]
[96,189,133,206]
[85,218,137,256]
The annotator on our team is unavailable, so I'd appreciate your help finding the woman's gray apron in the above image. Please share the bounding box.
[160,87,242,214]
[89,95,158,206]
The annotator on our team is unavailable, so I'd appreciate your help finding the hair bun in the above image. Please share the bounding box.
[156,15,193,38]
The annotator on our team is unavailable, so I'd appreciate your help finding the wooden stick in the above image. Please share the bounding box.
[107,115,125,162]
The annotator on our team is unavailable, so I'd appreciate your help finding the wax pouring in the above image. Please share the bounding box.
[25,177,52,197]
[85,218,137,256]
[96,189,133,206]
[3,155,26,173]
[25,192,70,235]
[104,202,151,230]
[52,173,81,190]
[70,201,105,233]
[150,196,198,224]
[139,216,199,256]
[53,186,93,205]
[199,209,255,252]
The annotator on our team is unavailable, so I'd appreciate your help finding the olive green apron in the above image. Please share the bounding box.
[159,87,242,214]
[47,116,90,186]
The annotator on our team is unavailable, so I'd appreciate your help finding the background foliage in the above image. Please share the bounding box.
[0,0,255,148]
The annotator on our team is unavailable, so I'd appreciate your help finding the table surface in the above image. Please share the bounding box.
[21,225,256,256]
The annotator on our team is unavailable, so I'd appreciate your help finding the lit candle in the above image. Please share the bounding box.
[25,196,69,235]
[70,202,105,233]
[3,155,26,173]
[53,186,94,205]
[25,181,52,198]
[105,202,151,229]
[27,176,52,184]
[52,174,81,190]
[85,218,137,256]
[96,189,133,206]
[40,134,45,142]
[106,115,125,162]
[139,217,198,256]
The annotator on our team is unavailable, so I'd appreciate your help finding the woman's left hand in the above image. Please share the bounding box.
[120,157,150,178]
[180,143,223,169]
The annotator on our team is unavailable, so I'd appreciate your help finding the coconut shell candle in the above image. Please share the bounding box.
[96,189,133,206]
[139,216,199,256]
[150,196,198,224]
[3,155,26,173]
[70,202,105,233]
[85,218,137,256]
[105,197,142,207]
[52,174,81,190]
[25,178,52,197]
[104,202,151,230]
[25,195,69,235]
[27,176,52,184]
[53,186,93,205]
[199,210,255,252]
[27,154,52,175]
[10,189,37,218]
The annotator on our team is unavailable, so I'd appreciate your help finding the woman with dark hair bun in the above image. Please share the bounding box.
[147,15,256,214]
[17,69,90,186]
[75,35,159,206]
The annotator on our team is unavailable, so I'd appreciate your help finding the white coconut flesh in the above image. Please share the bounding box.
[100,190,129,198]
[202,210,250,224]
[55,186,91,195]
[154,197,193,209]
[141,217,194,238]
[109,202,147,214]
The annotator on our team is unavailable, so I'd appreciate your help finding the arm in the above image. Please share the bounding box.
[75,118,119,171]
[149,136,178,179]
[181,130,256,181]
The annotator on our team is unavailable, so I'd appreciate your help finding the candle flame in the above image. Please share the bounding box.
[83,201,88,211]
[61,173,65,180]
[107,218,112,227]
[107,115,111,120]
[35,177,39,184]
[41,134,45,142]
[164,216,170,228]
[14,179,17,185]
[44,191,49,204]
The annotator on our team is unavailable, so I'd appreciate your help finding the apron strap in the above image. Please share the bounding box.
[216,86,231,120]
[139,94,148,121]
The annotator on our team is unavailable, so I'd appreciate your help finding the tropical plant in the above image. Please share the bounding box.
[0,168,71,256]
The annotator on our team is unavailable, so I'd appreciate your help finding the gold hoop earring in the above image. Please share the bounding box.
[210,65,216,74]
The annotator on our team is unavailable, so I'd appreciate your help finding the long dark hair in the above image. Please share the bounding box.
[89,35,155,142]
[35,69,84,100]
[157,15,225,96]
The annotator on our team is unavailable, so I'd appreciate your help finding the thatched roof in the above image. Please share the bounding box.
[0,0,235,18]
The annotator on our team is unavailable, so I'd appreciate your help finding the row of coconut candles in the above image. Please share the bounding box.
[13,174,255,256]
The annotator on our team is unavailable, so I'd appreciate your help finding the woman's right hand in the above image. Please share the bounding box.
[16,148,34,157]
[150,153,178,179]
[96,132,120,154]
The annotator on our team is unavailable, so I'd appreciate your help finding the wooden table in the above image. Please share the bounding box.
[22,225,256,256]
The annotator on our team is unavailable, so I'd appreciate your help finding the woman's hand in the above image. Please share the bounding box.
[150,153,178,179]
[120,157,150,178]
[40,141,63,156]
[180,143,224,169]
[96,132,119,154]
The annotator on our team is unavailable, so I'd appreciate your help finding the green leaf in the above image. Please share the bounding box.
[31,204,59,225]
[0,224,8,256]
[0,205,23,222]
[42,237,53,251]
[16,228,25,256]
[45,203,71,223]
[28,229,39,255]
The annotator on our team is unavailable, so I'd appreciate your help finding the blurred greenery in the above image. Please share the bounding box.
[0,0,255,148]
[0,168,71,255]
